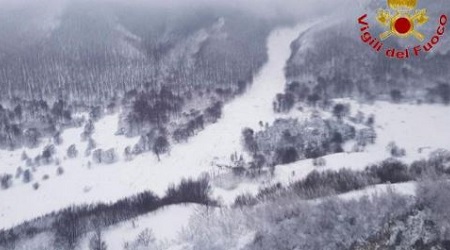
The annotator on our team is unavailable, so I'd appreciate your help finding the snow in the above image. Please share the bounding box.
[1,18,449,249]
[204,100,450,205]
[91,113,140,153]
[338,182,416,201]
[352,100,450,161]
[0,22,318,230]
[77,204,199,250]
[273,100,450,188]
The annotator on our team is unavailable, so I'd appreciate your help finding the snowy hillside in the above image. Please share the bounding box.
[0,22,319,230]
[2,1,450,249]
[76,204,199,250]
[273,100,450,185]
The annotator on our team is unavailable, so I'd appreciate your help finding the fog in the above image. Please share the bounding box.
[0,0,356,22]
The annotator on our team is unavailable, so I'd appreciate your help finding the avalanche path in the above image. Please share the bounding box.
[0,22,316,230]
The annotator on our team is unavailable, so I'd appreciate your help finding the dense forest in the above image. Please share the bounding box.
[242,108,373,166]
[0,1,294,150]
[0,1,273,102]
[279,14,450,112]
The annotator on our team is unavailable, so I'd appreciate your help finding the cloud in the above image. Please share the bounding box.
[0,0,355,22]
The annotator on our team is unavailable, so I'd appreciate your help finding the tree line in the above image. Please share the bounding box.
[0,176,215,250]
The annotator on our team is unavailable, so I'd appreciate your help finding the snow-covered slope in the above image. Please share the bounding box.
[0,22,318,230]
[337,182,416,201]
[76,204,199,250]
[210,100,450,204]
[274,100,450,185]
[2,17,450,230]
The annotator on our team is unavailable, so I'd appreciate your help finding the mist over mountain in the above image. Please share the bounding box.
[0,1,267,102]
[0,0,350,102]
[0,0,354,150]
[1,1,450,250]
[284,0,450,104]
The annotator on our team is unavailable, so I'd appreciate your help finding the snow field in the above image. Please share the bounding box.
[0,22,317,230]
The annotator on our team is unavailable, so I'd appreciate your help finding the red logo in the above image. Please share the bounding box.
[358,0,447,59]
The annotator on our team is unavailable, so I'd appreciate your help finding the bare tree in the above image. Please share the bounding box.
[153,136,170,161]
[89,228,107,250]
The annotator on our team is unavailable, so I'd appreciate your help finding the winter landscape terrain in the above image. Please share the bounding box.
[1,0,450,249]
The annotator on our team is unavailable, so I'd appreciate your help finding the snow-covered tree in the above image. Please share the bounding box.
[0,174,13,190]
[41,144,56,164]
[123,229,156,250]
[23,170,32,183]
[124,146,132,161]
[82,120,95,141]
[102,149,117,164]
[386,141,406,157]
[15,167,23,179]
[85,138,97,156]
[92,149,103,164]
[89,228,107,250]
[153,136,170,161]
[57,167,64,176]
[67,144,78,158]
[242,128,258,155]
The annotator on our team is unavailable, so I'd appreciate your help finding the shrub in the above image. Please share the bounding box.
[23,170,32,183]
[57,167,64,176]
[21,151,28,161]
[242,128,258,155]
[124,229,156,250]
[41,144,56,164]
[163,177,213,205]
[67,144,78,158]
[102,149,117,164]
[15,167,23,179]
[292,169,377,199]
[233,193,258,208]
[275,147,299,164]
[386,142,406,157]
[92,149,103,164]
[273,93,295,113]
[0,174,13,190]
[313,157,326,167]
[88,228,107,250]
[153,136,170,161]
[332,103,350,119]
[390,89,403,102]
[205,101,223,123]
[367,159,411,184]
[124,146,132,161]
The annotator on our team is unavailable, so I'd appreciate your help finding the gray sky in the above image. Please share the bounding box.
[0,0,358,21]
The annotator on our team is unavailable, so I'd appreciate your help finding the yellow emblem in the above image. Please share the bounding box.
[377,0,429,41]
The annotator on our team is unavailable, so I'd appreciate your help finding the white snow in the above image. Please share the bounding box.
[204,100,450,205]
[91,113,140,153]
[1,19,449,250]
[338,182,416,201]
[273,100,450,187]
[77,204,199,250]
[0,22,318,230]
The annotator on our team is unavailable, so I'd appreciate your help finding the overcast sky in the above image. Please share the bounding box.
[0,0,357,21]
